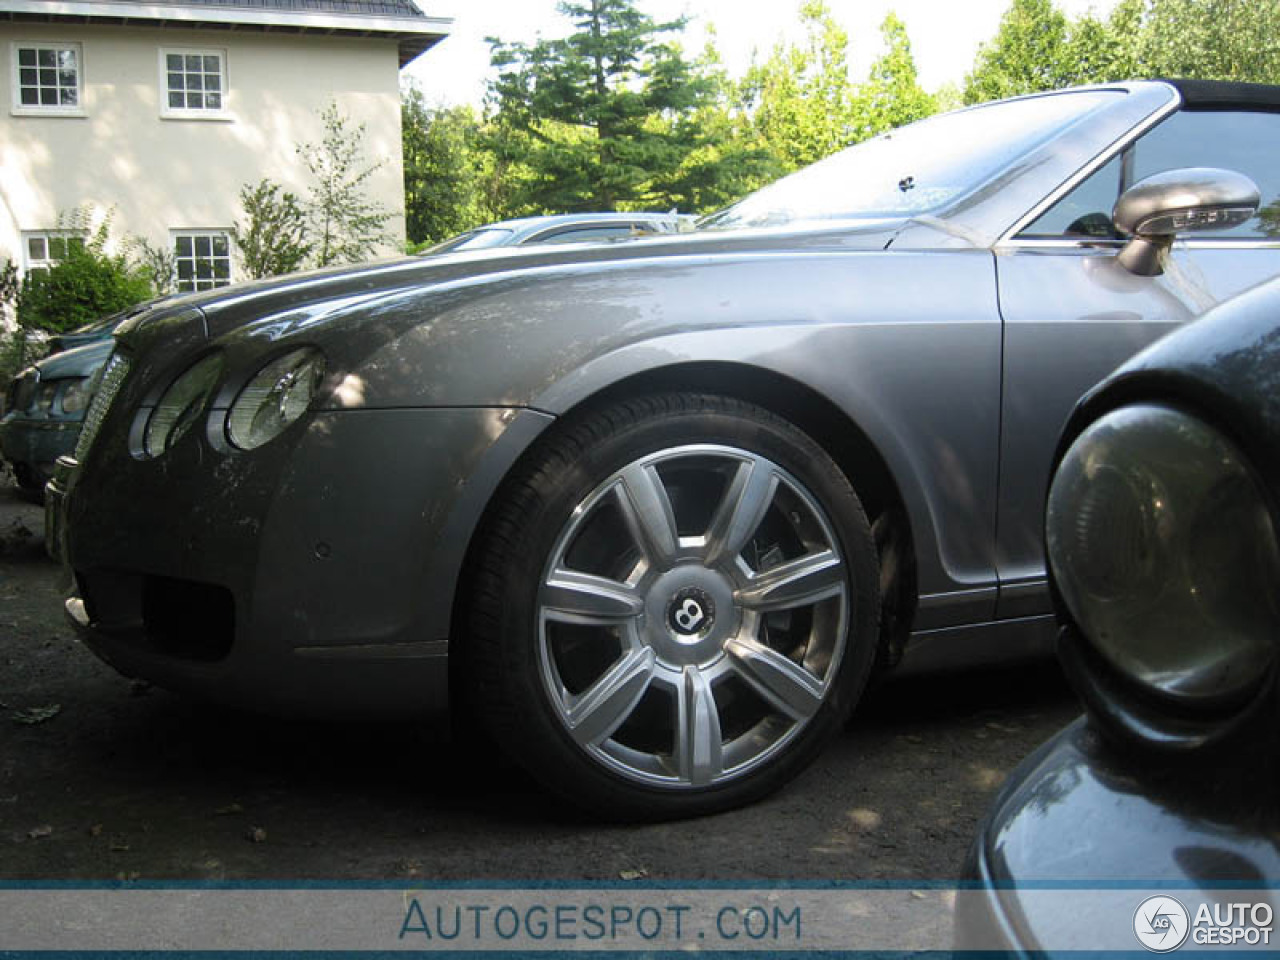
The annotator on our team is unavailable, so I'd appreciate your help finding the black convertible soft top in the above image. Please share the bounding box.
[1169,77,1280,111]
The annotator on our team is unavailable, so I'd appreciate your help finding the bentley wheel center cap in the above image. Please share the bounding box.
[668,587,716,639]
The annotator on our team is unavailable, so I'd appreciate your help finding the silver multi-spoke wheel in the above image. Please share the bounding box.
[467,394,878,818]
[537,444,851,789]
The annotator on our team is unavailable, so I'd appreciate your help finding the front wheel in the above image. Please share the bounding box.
[464,394,880,819]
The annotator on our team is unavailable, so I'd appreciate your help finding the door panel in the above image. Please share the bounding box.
[995,245,1280,618]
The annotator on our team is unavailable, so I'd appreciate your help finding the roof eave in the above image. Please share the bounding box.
[0,2,451,66]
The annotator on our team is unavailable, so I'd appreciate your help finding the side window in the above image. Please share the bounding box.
[1021,156,1124,239]
[533,225,648,245]
[161,49,227,117]
[22,231,86,277]
[172,230,232,292]
[1130,110,1280,239]
[12,42,82,114]
[1021,109,1280,240]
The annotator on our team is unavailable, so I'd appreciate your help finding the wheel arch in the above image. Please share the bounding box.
[449,360,918,676]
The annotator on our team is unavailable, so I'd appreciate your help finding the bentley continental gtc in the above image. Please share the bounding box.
[48,80,1280,818]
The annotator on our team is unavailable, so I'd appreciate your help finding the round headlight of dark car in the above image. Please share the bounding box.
[60,377,92,415]
[226,348,324,451]
[1047,403,1279,707]
[144,353,225,458]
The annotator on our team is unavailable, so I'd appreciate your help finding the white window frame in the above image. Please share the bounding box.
[159,47,229,120]
[11,41,85,117]
[21,230,87,275]
[172,229,234,292]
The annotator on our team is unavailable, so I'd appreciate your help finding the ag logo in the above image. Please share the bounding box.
[1134,895,1190,952]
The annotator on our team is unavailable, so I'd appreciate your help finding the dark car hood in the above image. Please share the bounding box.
[121,218,907,344]
[34,338,114,379]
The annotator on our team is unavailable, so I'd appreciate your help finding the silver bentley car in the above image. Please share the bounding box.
[48,79,1280,818]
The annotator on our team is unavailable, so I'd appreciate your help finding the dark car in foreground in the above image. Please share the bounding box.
[957,278,1280,953]
[47,80,1280,819]
[420,212,692,255]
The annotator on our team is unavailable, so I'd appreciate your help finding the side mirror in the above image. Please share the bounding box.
[1113,167,1260,276]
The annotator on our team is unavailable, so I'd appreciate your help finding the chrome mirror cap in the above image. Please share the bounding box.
[1114,167,1260,276]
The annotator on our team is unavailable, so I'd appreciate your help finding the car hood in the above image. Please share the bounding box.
[34,337,114,379]
[120,217,907,343]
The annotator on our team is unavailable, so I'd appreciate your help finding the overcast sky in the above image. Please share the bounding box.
[405,0,1120,107]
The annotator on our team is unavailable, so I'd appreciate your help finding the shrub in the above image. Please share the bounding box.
[233,179,312,279]
[17,238,153,335]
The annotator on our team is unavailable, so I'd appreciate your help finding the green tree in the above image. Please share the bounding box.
[0,260,24,380]
[125,236,176,295]
[233,179,311,279]
[963,0,1280,103]
[1132,0,1280,82]
[298,101,394,266]
[739,1,859,172]
[402,89,496,244]
[647,39,784,212]
[0,260,18,309]
[486,0,717,212]
[852,13,936,141]
[964,0,1080,103]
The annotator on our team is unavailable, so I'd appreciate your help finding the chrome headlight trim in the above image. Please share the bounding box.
[142,353,225,458]
[225,348,324,451]
[1047,402,1279,714]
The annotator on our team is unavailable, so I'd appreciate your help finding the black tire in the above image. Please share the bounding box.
[464,393,879,820]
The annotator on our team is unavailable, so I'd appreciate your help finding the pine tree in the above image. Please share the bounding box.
[486,0,716,212]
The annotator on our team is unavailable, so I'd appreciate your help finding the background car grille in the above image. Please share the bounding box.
[74,351,131,461]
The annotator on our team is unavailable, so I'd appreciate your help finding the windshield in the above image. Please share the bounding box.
[699,90,1120,230]
[421,228,517,255]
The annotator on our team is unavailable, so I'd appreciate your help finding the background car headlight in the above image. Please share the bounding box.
[226,348,324,451]
[35,381,57,415]
[144,354,225,457]
[1047,403,1279,707]
[60,377,92,415]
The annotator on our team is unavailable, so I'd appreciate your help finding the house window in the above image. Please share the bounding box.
[13,43,82,113]
[173,231,232,292]
[162,50,226,116]
[23,231,86,275]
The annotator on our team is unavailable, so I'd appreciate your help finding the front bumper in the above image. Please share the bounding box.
[52,404,553,717]
[956,718,1280,953]
[0,415,80,485]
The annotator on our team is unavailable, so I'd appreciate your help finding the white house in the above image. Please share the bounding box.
[0,0,449,297]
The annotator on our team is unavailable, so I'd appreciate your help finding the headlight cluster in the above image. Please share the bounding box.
[145,354,225,457]
[141,348,324,458]
[1047,403,1279,718]
[60,377,93,415]
[226,349,325,451]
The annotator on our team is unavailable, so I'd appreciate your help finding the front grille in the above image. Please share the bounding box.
[74,351,131,461]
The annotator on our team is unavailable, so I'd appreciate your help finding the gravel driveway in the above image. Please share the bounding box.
[0,472,1080,882]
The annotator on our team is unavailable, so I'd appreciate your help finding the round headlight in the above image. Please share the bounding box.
[61,377,92,415]
[1047,403,1279,706]
[144,353,225,457]
[226,348,324,451]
